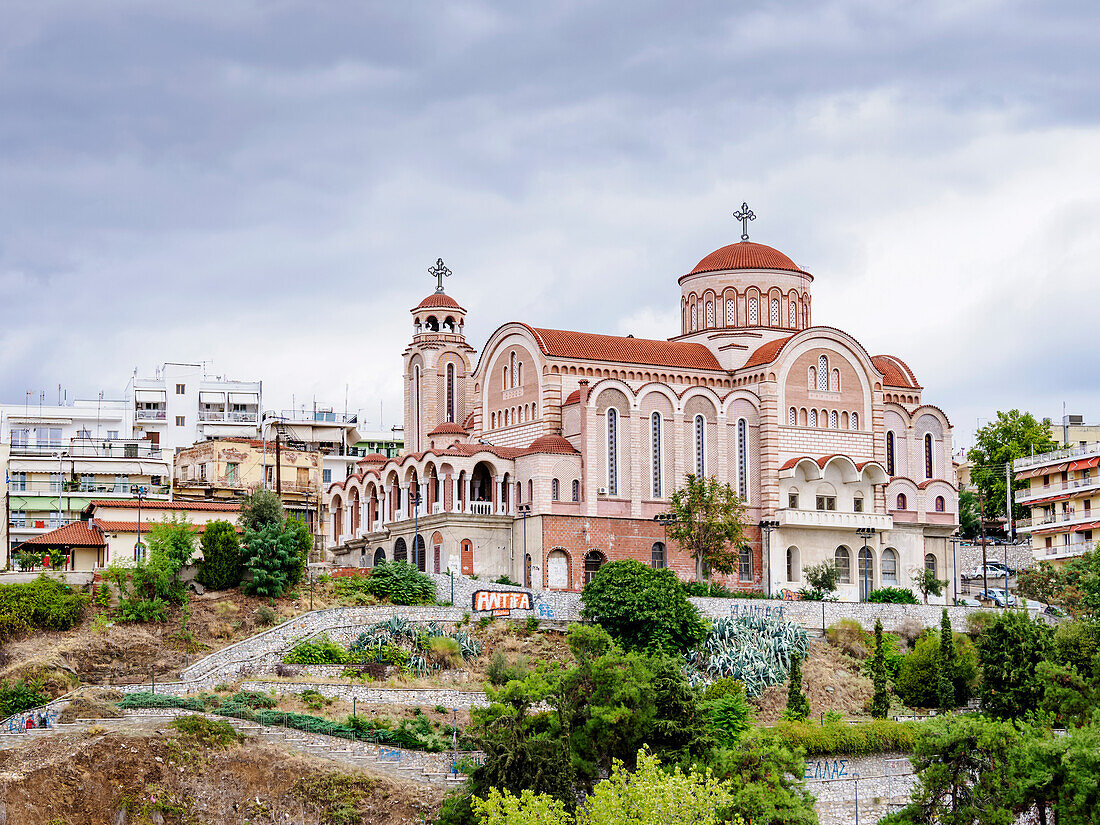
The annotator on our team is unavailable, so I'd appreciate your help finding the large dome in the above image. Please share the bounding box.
[689,241,808,277]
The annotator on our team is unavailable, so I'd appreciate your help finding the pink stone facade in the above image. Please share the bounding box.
[326,239,958,600]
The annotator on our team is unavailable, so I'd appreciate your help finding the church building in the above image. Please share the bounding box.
[325,212,958,601]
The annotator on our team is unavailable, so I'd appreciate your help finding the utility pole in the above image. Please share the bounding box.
[1005,462,1015,543]
[275,431,282,498]
[978,485,988,599]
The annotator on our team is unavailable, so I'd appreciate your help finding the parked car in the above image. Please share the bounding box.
[955,597,983,607]
[975,589,1018,607]
[964,564,1015,581]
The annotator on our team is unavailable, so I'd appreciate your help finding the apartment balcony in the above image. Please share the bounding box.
[9,440,163,459]
[1015,442,1100,470]
[1017,510,1096,531]
[1035,539,1097,562]
[272,410,357,424]
[176,475,247,491]
[198,409,259,423]
[776,508,893,531]
[1015,476,1100,504]
[9,517,78,533]
[7,481,169,497]
[136,408,167,421]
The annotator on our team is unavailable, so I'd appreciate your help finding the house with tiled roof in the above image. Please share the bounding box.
[325,213,957,600]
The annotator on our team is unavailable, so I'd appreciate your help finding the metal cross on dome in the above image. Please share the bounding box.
[734,202,756,241]
[428,257,452,293]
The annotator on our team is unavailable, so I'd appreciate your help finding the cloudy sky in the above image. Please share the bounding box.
[2,1,1098,445]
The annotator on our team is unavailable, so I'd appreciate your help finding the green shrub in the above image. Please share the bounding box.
[0,576,90,640]
[896,630,978,708]
[581,559,706,654]
[332,575,378,606]
[300,689,330,710]
[826,619,872,658]
[867,587,919,604]
[0,678,50,716]
[686,614,809,697]
[862,628,905,685]
[254,605,279,626]
[1052,621,1100,678]
[704,692,753,746]
[115,597,169,624]
[765,718,920,756]
[428,636,462,668]
[223,690,276,709]
[681,581,736,598]
[493,575,520,587]
[241,520,305,598]
[364,562,435,605]
[525,616,540,634]
[283,636,353,665]
[195,521,243,590]
[702,677,746,701]
[117,692,206,712]
[966,609,996,636]
[169,714,242,748]
[486,650,528,686]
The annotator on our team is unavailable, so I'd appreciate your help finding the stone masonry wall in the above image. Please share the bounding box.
[803,752,914,825]
[240,680,489,709]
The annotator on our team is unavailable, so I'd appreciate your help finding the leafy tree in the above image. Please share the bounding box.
[799,560,840,601]
[784,654,810,720]
[913,568,947,604]
[938,609,957,710]
[976,610,1053,719]
[958,488,980,540]
[1051,620,1100,677]
[238,487,284,533]
[1014,721,1100,824]
[967,410,1057,523]
[1036,660,1097,727]
[645,654,712,759]
[666,474,749,581]
[284,515,311,588]
[871,619,890,719]
[472,748,740,825]
[1017,551,1100,619]
[580,560,706,654]
[882,714,1022,825]
[240,521,300,598]
[896,630,978,709]
[196,520,243,590]
[365,561,435,605]
[709,735,818,825]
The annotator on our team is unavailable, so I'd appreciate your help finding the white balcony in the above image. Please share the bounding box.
[1016,475,1100,504]
[470,502,493,515]
[776,508,893,531]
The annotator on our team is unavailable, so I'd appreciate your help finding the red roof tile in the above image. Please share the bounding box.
[428,422,469,436]
[689,242,809,277]
[356,453,389,464]
[523,435,579,456]
[20,521,105,547]
[744,336,793,368]
[439,444,526,460]
[89,500,241,512]
[525,326,723,371]
[563,389,581,405]
[872,355,920,389]
[95,520,240,533]
[415,293,464,311]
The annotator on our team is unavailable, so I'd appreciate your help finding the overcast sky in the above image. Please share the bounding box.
[2,1,1098,446]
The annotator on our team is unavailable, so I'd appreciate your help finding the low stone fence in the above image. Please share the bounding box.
[240,680,489,709]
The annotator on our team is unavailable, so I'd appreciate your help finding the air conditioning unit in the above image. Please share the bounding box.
[597,487,608,496]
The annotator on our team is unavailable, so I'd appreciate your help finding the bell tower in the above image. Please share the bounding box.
[402,258,476,453]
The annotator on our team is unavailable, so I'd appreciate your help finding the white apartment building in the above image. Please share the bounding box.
[128,363,262,454]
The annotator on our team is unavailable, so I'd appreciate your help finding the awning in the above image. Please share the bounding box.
[1073,521,1100,532]
[134,390,166,402]
[1015,467,1045,480]
[199,391,225,403]
[228,392,258,404]
[1069,456,1100,471]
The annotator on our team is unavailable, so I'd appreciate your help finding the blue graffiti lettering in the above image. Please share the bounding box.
[803,759,848,780]
[536,601,555,619]
[379,747,402,762]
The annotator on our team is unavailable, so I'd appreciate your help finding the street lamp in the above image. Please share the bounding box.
[518,504,531,587]
[653,513,678,569]
[856,527,877,602]
[758,519,779,596]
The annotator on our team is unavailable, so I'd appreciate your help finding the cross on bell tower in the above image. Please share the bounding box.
[428,257,451,293]
[734,202,756,241]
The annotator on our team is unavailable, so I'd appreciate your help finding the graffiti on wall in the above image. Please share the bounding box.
[473,590,532,616]
[729,603,785,619]
[804,759,848,780]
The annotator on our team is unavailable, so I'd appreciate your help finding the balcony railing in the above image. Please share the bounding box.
[9,440,164,459]
[1015,475,1100,503]
[136,409,167,420]
[9,517,77,531]
[271,410,357,424]
[1038,539,1097,560]
[1015,442,1100,470]
[1016,511,1087,529]
[776,508,893,531]
[199,410,258,423]
[176,475,247,489]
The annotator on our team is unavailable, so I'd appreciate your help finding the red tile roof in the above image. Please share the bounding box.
[689,242,809,277]
[95,520,240,533]
[524,326,723,371]
[563,389,581,405]
[439,443,526,460]
[872,355,920,389]
[744,336,793,368]
[356,453,389,464]
[415,293,464,311]
[523,435,579,455]
[89,500,241,512]
[428,422,469,436]
[20,521,105,547]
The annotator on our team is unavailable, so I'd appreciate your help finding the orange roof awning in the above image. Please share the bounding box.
[1069,456,1100,471]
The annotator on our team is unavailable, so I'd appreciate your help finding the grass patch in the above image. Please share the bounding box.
[292,772,376,825]
[169,714,244,749]
[761,718,921,756]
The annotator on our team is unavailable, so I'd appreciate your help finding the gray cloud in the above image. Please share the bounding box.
[1,0,1098,440]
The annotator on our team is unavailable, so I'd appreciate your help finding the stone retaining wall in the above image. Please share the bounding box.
[802,752,915,825]
[240,680,489,708]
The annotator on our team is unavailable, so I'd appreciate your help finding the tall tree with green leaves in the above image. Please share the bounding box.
[957,488,980,540]
[238,487,285,533]
[913,568,947,604]
[666,474,749,582]
[977,609,1053,719]
[871,619,890,719]
[195,520,243,590]
[967,410,1057,523]
[937,609,956,711]
[240,521,300,597]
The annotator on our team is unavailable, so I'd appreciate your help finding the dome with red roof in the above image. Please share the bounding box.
[357,453,388,464]
[428,422,469,437]
[523,434,579,455]
[415,293,464,311]
[689,241,809,277]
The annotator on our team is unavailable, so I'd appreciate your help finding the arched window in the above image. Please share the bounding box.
[935,495,946,512]
[532,402,537,418]
[510,352,517,388]
[748,297,758,324]
[445,363,455,423]
[818,355,828,390]
[413,365,421,451]
[851,412,859,430]
[394,537,408,563]
[651,542,666,569]
[925,553,937,577]
[810,409,818,428]
[706,301,714,327]
[808,366,817,390]
[896,492,907,510]
[651,412,663,498]
[502,364,508,389]
[528,479,533,503]
[881,548,898,585]
[584,550,607,584]
[694,414,706,476]
[829,410,838,429]
[842,411,849,429]
[691,304,698,330]
[726,299,736,325]
[413,534,426,571]
[789,301,796,327]
[737,418,749,500]
[606,408,619,495]
[771,298,780,325]
[739,545,753,582]
[518,361,523,386]
[551,478,560,501]
[853,493,864,513]
[925,433,934,479]
[886,431,896,475]
[786,546,800,582]
[834,546,852,583]
[831,369,840,392]
[571,479,580,502]
[858,548,874,600]
[373,547,386,566]
[789,407,797,426]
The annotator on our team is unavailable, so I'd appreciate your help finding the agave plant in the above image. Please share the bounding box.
[685,614,809,697]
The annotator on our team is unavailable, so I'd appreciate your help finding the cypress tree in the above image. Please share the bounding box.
[871,619,890,719]
[786,654,811,720]
[937,608,956,710]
